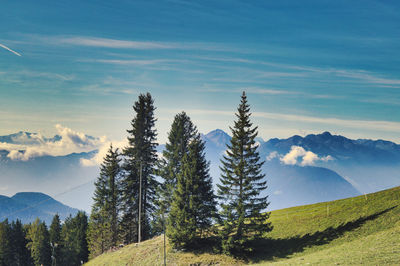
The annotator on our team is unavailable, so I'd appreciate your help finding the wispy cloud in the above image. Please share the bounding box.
[200,87,293,95]
[253,112,400,132]
[33,35,236,52]
[58,36,172,49]
[195,55,400,87]
[76,84,138,95]
[0,70,74,82]
[173,108,400,133]
[334,70,400,86]
[94,59,182,66]
[0,43,21,56]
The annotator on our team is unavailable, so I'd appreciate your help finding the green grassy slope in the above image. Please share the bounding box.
[85,186,400,265]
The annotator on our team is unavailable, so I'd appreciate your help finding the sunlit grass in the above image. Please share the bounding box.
[86,186,400,265]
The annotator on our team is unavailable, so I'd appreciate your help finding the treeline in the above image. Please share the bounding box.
[0,212,88,266]
[88,91,272,258]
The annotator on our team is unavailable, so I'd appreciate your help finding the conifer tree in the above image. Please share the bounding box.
[217,92,272,254]
[88,144,121,257]
[120,93,158,244]
[167,152,196,249]
[49,215,62,265]
[165,116,217,249]
[9,220,32,266]
[0,219,13,266]
[26,219,51,266]
[189,136,217,236]
[60,212,89,266]
[157,112,197,214]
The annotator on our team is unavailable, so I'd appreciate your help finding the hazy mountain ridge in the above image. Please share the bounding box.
[261,131,400,165]
[201,129,400,209]
[0,130,399,211]
[0,192,79,224]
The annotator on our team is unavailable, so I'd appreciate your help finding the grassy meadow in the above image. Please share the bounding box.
[86,186,400,265]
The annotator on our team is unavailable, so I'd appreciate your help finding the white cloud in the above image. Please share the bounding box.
[80,139,128,167]
[266,151,278,161]
[1,125,106,161]
[273,190,283,195]
[280,146,334,166]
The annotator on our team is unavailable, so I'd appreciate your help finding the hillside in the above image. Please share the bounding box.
[85,186,400,265]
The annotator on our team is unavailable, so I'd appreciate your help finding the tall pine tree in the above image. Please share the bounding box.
[60,212,89,266]
[26,219,51,266]
[157,112,197,215]
[120,93,158,244]
[88,144,121,257]
[0,219,13,266]
[217,92,272,254]
[49,215,62,265]
[165,115,217,249]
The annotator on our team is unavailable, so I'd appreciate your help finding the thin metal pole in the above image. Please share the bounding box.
[163,213,166,266]
[138,161,143,244]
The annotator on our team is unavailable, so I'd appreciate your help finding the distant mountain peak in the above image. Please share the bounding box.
[206,129,229,136]
[13,191,52,199]
[1,191,79,224]
[204,129,231,148]
[321,131,332,137]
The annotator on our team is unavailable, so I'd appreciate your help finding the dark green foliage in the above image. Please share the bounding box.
[60,212,89,266]
[217,92,272,254]
[158,112,197,211]
[88,144,121,257]
[120,92,159,244]
[0,220,32,266]
[10,220,32,266]
[164,113,217,249]
[26,219,51,266]
[0,219,13,266]
[49,214,62,266]
[167,152,197,249]
[188,137,218,235]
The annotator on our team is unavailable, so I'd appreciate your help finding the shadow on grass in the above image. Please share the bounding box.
[248,205,397,263]
[181,206,396,263]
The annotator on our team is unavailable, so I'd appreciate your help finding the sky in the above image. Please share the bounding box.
[1,0,400,144]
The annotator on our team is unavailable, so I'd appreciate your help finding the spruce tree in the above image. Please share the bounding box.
[167,152,196,249]
[217,92,272,254]
[60,212,89,266]
[0,219,13,266]
[26,219,51,266]
[165,115,217,249]
[49,215,62,265]
[189,136,217,236]
[157,112,197,214]
[120,93,158,244]
[88,144,121,257]
[10,220,32,266]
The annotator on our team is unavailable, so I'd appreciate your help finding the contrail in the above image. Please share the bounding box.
[0,43,21,56]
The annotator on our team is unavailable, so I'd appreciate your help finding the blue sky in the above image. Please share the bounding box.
[1,0,400,143]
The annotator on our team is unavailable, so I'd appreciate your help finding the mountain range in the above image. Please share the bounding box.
[0,192,78,224]
[1,129,400,213]
[201,129,400,210]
